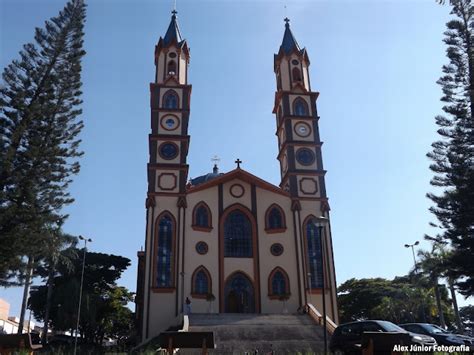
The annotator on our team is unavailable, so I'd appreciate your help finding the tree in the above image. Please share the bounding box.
[0,0,86,287]
[337,277,454,325]
[427,0,474,297]
[29,251,133,345]
[459,305,474,334]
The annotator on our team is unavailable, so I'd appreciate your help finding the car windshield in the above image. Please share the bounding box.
[378,321,407,332]
[423,324,449,334]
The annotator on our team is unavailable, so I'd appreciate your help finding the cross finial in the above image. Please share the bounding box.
[172,9,178,16]
[284,17,290,26]
[235,158,242,169]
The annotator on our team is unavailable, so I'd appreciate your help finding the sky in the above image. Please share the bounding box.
[1,0,472,319]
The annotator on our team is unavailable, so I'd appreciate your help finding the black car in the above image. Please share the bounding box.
[330,320,437,354]
[399,323,474,348]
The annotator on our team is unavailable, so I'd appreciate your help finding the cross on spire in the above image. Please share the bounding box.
[284,17,290,26]
[172,9,177,16]
[235,158,242,169]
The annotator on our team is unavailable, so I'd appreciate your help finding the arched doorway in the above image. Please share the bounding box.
[224,272,255,313]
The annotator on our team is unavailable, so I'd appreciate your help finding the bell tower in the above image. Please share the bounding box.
[273,18,338,322]
[141,10,191,341]
[273,17,327,206]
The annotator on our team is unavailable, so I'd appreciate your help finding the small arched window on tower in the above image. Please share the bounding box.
[292,67,302,82]
[192,202,212,232]
[167,60,176,76]
[191,266,211,298]
[293,97,308,116]
[268,267,290,298]
[265,204,286,233]
[163,90,179,109]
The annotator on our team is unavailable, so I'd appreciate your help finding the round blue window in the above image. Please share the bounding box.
[270,243,284,256]
[296,148,315,166]
[196,241,208,255]
[160,143,178,160]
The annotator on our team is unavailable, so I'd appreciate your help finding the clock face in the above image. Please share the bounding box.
[161,115,179,131]
[294,122,311,137]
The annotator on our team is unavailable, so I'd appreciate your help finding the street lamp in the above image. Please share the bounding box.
[74,235,92,355]
[404,241,420,273]
[315,216,329,355]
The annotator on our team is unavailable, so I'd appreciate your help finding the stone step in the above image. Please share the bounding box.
[179,313,327,354]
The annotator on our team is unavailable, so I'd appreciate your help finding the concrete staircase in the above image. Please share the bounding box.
[179,313,327,354]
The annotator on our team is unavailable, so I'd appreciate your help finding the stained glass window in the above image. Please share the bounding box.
[194,270,209,295]
[195,205,209,227]
[224,210,252,257]
[160,143,178,159]
[267,207,283,229]
[294,98,308,116]
[156,214,174,287]
[306,218,323,288]
[164,91,178,109]
[296,148,315,166]
[270,243,284,256]
[195,241,208,255]
[271,271,287,295]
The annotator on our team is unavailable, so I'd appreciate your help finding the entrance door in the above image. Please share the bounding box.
[224,272,255,313]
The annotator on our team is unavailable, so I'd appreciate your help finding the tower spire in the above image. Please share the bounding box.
[163,9,183,46]
[279,17,301,54]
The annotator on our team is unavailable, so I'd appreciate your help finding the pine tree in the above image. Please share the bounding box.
[0,0,86,286]
[427,0,474,297]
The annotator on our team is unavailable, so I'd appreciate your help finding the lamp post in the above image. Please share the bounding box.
[315,216,328,355]
[404,241,420,273]
[404,241,426,322]
[74,236,92,355]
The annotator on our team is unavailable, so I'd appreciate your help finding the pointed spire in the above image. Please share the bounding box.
[279,17,301,54]
[163,10,183,46]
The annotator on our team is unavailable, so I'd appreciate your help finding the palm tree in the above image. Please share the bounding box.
[417,246,447,328]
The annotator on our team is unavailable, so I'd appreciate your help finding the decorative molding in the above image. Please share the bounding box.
[299,177,318,195]
[157,173,177,191]
[145,197,156,208]
[177,196,187,208]
[291,200,301,211]
[229,183,245,198]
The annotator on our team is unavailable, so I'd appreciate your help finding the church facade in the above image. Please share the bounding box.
[136,11,339,342]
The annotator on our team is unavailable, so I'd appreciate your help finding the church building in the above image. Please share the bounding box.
[136,10,339,342]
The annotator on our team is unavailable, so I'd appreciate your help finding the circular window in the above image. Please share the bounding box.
[230,184,245,198]
[294,122,311,138]
[169,52,177,58]
[159,142,179,160]
[161,115,179,131]
[296,148,315,166]
[292,59,299,65]
[270,243,284,256]
[196,241,208,255]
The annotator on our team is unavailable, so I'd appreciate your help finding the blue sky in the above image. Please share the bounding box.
[1,0,472,318]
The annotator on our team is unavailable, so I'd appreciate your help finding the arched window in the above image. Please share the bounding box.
[163,90,178,109]
[292,67,302,82]
[155,213,175,288]
[268,267,290,298]
[304,216,323,288]
[191,266,211,298]
[192,202,212,231]
[224,210,253,257]
[293,98,308,116]
[167,61,176,75]
[265,204,286,232]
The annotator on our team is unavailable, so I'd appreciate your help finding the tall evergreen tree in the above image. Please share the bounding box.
[427,0,474,297]
[0,0,86,285]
